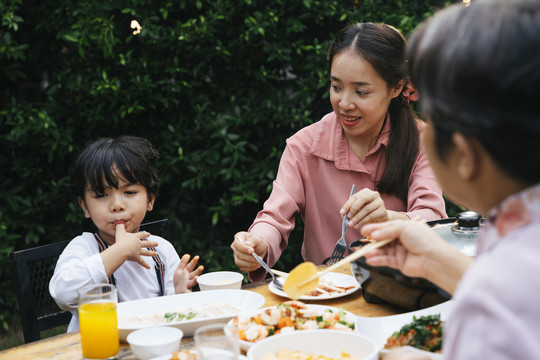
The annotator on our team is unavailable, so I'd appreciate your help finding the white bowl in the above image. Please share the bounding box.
[127,326,183,360]
[355,301,452,359]
[247,329,378,360]
[198,271,244,291]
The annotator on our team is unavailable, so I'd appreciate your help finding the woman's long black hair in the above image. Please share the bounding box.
[328,23,420,204]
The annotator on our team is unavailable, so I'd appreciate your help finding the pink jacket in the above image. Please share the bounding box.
[249,112,446,281]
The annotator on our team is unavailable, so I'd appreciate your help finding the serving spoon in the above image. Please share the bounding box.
[284,218,425,299]
[284,238,394,299]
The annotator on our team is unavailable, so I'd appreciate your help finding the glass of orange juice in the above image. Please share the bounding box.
[78,283,119,360]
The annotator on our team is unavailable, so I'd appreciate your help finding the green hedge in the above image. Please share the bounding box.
[0,0,456,330]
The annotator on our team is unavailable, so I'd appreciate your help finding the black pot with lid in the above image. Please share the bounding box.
[428,210,482,256]
[349,211,484,310]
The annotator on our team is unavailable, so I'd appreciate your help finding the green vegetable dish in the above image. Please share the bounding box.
[384,314,443,353]
[164,311,197,322]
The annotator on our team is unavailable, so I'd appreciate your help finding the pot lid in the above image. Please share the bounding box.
[430,211,483,256]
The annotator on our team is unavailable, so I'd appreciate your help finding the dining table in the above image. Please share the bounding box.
[0,264,405,360]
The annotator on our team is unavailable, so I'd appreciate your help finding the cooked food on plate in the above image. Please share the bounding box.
[304,280,356,297]
[169,350,196,360]
[263,348,362,360]
[384,314,443,353]
[232,300,354,344]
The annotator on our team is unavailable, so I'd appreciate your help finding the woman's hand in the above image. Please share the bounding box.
[362,219,471,294]
[340,188,408,229]
[230,231,268,272]
[361,220,441,279]
[174,254,204,293]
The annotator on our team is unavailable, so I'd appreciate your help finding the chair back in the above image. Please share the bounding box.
[10,240,72,343]
[10,218,170,343]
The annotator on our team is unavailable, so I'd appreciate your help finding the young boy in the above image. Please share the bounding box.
[50,136,204,332]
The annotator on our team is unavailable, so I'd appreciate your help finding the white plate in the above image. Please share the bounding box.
[118,289,265,342]
[149,354,248,360]
[227,303,357,351]
[268,272,360,300]
[355,300,453,359]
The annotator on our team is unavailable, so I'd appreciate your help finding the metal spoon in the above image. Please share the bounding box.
[252,253,284,290]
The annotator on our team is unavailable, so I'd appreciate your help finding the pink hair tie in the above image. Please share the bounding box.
[402,84,419,102]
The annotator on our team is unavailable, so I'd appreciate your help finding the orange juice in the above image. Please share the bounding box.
[79,301,119,359]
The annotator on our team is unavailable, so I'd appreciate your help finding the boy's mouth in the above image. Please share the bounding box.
[112,220,127,230]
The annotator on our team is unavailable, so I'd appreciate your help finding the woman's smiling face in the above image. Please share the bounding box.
[330,48,402,143]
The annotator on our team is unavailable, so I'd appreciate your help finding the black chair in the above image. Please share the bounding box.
[10,218,170,343]
[11,240,72,343]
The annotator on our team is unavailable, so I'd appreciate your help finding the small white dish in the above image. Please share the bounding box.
[127,326,183,360]
[149,354,248,360]
[355,300,453,358]
[268,272,360,300]
[198,271,244,291]
[247,329,378,360]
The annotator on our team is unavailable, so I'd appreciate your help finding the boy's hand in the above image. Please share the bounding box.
[114,223,158,269]
[174,254,204,293]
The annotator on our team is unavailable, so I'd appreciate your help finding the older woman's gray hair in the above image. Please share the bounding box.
[407,0,540,184]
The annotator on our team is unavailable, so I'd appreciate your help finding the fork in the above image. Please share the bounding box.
[252,253,284,290]
[325,184,356,265]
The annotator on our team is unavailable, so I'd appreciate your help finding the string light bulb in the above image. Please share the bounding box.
[130,20,142,35]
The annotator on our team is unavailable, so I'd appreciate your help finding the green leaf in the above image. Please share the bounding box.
[63,33,79,42]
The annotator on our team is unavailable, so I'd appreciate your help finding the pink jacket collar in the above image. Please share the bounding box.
[309,112,391,171]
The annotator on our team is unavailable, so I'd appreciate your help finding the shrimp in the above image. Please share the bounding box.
[322,311,340,323]
[300,320,319,330]
[282,300,306,309]
[279,326,295,334]
[244,324,269,342]
[330,322,351,331]
[298,307,320,318]
[260,308,282,325]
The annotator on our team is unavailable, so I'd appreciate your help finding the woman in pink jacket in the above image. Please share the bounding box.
[231,23,446,281]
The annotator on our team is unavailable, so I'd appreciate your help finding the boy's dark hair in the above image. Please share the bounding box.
[408,0,540,184]
[328,22,419,204]
[69,136,160,201]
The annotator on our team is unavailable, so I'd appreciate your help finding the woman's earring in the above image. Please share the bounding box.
[459,164,468,177]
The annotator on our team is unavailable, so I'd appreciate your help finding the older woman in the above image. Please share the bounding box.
[362,1,540,359]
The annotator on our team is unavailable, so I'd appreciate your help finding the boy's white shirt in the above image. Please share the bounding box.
[49,232,180,332]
